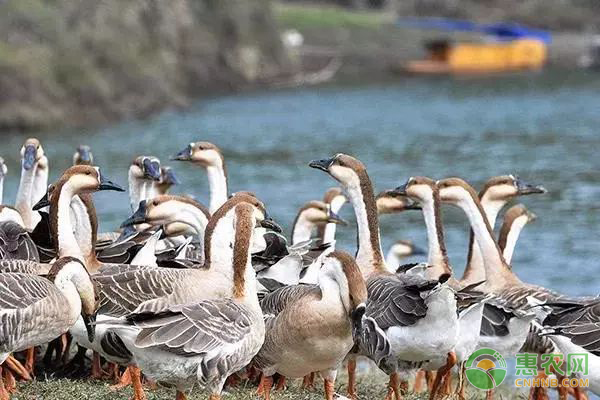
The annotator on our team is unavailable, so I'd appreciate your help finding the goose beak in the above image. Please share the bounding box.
[309,157,334,172]
[515,177,546,195]
[403,198,422,211]
[121,201,147,227]
[392,183,408,196]
[163,168,180,185]
[22,145,37,170]
[171,145,192,161]
[327,210,348,225]
[143,158,162,181]
[32,192,50,211]
[82,313,96,343]
[411,245,427,256]
[259,217,282,233]
[98,171,125,192]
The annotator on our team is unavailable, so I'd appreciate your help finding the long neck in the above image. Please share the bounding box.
[15,164,36,228]
[463,195,508,284]
[344,175,385,275]
[128,169,142,211]
[231,206,260,311]
[455,190,518,289]
[204,210,236,273]
[53,269,84,322]
[291,212,316,244]
[206,164,228,214]
[421,191,451,278]
[500,215,528,265]
[32,160,48,206]
[0,175,4,204]
[320,197,345,245]
[174,205,208,236]
[51,181,84,261]
[319,267,350,315]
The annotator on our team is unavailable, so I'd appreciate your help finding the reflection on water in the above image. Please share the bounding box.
[3,70,600,296]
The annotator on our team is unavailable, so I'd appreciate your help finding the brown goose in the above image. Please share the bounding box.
[497,204,537,265]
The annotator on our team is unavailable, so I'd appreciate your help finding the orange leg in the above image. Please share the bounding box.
[347,358,357,399]
[175,390,187,400]
[573,386,588,400]
[486,389,494,400]
[208,394,220,400]
[384,372,401,400]
[414,370,425,393]
[257,375,273,400]
[275,375,286,391]
[324,377,335,400]
[455,362,466,400]
[442,370,452,395]
[4,356,31,382]
[0,366,9,400]
[425,370,435,392]
[110,366,132,390]
[91,351,104,380]
[1,368,15,394]
[429,352,457,400]
[130,365,147,400]
[302,372,315,389]
[24,347,35,375]
[60,333,72,366]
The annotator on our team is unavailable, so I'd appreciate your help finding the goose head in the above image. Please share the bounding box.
[172,141,224,169]
[47,256,97,342]
[57,165,125,194]
[20,138,45,171]
[481,175,546,202]
[309,153,367,189]
[73,145,94,166]
[376,189,421,214]
[297,200,347,226]
[130,156,162,182]
[389,240,427,258]
[321,250,367,333]
[436,177,482,207]
[155,166,179,195]
[121,195,210,233]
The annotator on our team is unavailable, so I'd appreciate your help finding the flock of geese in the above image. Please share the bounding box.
[0,138,598,400]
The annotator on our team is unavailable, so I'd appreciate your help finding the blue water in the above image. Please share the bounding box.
[3,69,600,297]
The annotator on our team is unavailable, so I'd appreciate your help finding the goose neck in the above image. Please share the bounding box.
[15,164,36,228]
[454,190,518,288]
[291,212,316,245]
[128,168,142,211]
[320,196,345,244]
[32,158,48,206]
[344,178,385,275]
[52,182,84,261]
[421,193,451,278]
[206,164,228,214]
[501,215,528,265]
[0,176,4,204]
[231,205,260,312]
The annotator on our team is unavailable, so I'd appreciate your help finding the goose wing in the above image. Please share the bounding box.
[259,284,320,316]
[129,299,254,357]
[550,322,600,356]
[0,259,51,275]
[0,273,69,352]
[365,273,436,330]
[0,221,40,262]
[94,266,188,317]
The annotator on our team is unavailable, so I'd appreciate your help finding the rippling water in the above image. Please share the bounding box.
[3,70,600,297]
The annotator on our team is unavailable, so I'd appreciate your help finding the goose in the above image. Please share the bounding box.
[254,250,368,400]
[385,240,426,269]
[0,257,96,399]
[14,138,47,230]
[498,204,536,265]
[309,154,457,400]
[128,156,162,212]
[318,188,348,246]
[462,175,545,286]
[172,142,228,214]
[393,177,488,399]
[154,166,179,195]
[376,189,421,215]
[97,198,269,400]
[0,221,40,262]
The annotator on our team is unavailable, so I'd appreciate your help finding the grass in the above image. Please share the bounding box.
[273,2,391,30]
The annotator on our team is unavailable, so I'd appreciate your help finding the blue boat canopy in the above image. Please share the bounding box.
[397,17,552,44]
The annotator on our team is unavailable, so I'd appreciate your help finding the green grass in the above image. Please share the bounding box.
[274,2,389,30]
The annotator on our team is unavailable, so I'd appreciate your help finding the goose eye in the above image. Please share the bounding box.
[85,171,91,175]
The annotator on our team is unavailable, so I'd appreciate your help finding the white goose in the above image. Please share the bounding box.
[172,142,228,214]
[309,154,457,400]
[128,156,162,212]
[99,199,268,400]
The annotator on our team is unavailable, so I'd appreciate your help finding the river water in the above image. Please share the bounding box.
[3,70,600,297]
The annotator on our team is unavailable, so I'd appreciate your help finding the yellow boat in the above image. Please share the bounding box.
[405,38,547,75]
